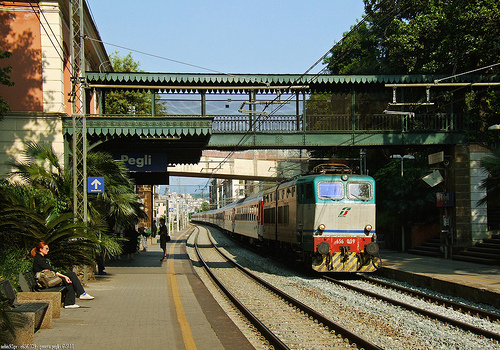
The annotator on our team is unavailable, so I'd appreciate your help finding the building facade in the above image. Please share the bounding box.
[0,0,109,176]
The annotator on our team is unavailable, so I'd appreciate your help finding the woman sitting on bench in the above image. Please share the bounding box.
[31,242,94,309]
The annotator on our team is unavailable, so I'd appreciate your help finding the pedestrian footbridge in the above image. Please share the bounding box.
[63,72,498,183]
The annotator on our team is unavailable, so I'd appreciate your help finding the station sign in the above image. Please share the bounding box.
[428,151,444,165]
[115,153,168,172]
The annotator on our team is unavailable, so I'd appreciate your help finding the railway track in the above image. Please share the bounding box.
[193,226,382,350]
[323,275,500,342]
[188,224,500,349]
[358,274,500,323]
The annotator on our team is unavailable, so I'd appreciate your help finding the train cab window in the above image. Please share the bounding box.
[347,182,373,200]
[318,182,343,200]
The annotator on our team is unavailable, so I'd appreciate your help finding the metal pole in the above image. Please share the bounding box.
[400,157,404,252]
[201,90,206,116]
[151,90,156,116]
[167,194,171,233]
[351,88,356,144]
[176,197,179,232]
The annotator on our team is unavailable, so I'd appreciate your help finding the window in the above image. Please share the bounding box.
[305,183,314,199]
[264,207,276,224]
[283,205,289,224]
[347,182,372,200]
[318,182,343,200]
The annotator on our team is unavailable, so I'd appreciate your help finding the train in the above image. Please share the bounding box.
[191,164,381,272]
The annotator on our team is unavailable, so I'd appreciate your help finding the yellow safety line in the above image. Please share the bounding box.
[167,228,197,350]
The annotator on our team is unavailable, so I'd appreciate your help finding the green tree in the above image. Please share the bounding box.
[200,201,210,212]
[105,52,166,115]
[327,0,500,75]
[325,21,381,75]
[0,50,14,118]
[372,153,438,249]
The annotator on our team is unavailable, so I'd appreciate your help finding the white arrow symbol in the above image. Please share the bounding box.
[91,178,102,190]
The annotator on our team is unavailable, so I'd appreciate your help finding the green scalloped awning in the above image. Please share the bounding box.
[86,72,500,94]
[62,116,213,137]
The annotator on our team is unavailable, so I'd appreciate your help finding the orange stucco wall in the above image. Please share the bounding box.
[0,4,43,112]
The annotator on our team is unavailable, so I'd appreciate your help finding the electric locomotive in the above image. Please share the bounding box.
[192,164,381,272]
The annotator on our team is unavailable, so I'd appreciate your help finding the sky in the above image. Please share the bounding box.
[85,0,367,191]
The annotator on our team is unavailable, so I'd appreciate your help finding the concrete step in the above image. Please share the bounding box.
[468,246,500,255]
[452,254,499,265]
[457,250,500,260]
[407,248,443,257]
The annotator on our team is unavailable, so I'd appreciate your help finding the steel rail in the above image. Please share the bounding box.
[205,231,383,350]
[323,275,500,342]
[193,227,289,350]
[359,274,500,322]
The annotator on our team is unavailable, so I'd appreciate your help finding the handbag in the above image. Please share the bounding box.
[166,235,171,242]
[35,270,63,288]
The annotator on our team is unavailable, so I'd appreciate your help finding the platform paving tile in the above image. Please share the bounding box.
[33,237,227,350]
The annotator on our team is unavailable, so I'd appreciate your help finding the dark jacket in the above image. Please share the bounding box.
[33,253,54,274]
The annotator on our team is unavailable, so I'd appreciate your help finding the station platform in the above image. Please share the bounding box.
[378,249,500,309]
[33,227,254,350]
[32,231,500,349]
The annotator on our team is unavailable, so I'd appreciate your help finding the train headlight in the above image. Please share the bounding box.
[341,174,349,181]
[364,224,372,235]
[317,224,326,235]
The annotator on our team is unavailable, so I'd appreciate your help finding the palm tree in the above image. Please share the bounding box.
[478,149,500,207]
[86,151,148,229]
[0,182,95,269]
[6,142,146,267]
[7,142,72,209]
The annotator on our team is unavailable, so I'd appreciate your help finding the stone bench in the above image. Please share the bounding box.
[0,279,52,346]
[18,271,67,319]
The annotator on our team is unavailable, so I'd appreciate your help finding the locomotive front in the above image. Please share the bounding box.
[300,173,380,272]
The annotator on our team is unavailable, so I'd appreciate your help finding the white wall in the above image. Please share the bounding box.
[0,114,64,179]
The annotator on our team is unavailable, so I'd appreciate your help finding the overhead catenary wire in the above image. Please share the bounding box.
[84,37,270,87]
[224,2,401,164]
[201,1,403,186]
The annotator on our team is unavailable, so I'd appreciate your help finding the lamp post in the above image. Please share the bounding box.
[390,154,415,252]
[390,154,415,177]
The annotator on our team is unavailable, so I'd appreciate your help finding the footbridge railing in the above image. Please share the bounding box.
[211,113,467,133]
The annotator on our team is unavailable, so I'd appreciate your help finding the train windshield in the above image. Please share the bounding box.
[317,182,343,199]
[347,182,373,200]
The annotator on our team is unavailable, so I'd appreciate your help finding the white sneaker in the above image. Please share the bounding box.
[64,304,80,309]
[79,292,94,300]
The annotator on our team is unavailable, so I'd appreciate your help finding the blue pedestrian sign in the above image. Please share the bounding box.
[87,177,105,193]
